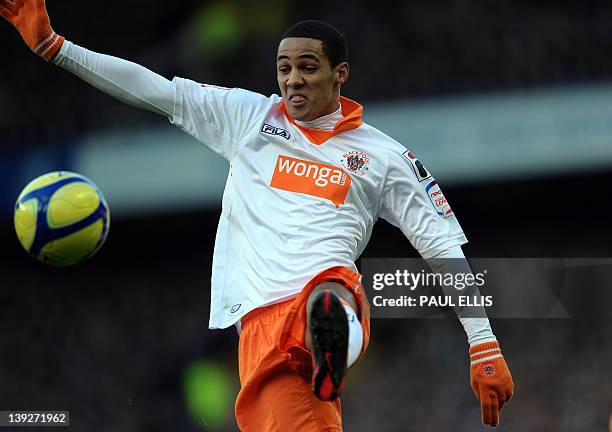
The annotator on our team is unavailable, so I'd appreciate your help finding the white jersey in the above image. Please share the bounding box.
[170,78,467,329]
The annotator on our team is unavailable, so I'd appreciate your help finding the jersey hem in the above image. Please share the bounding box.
[208,292,302,330]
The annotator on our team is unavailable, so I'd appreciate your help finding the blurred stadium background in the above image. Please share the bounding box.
[1,1,611,430]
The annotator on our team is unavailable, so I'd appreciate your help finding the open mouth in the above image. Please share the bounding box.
[289,94,307,106]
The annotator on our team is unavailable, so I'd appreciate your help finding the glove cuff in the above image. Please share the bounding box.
[469,340,502,366]
[32,31,65,62]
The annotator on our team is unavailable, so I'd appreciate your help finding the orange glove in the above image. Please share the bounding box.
[0,0,63,61]
[469,341,514,427]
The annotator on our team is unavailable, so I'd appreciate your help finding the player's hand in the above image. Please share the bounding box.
[0,0,63,61]
[469,341,514,427]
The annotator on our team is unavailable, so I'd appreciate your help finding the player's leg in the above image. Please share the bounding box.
[306,281,364,401]
[235,300,343,432]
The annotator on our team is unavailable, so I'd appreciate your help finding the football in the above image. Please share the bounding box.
[14,171,110,266]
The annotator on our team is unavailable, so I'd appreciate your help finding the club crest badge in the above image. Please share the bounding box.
[341,150,369,176]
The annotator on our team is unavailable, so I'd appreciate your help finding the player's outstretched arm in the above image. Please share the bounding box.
[1,0,174,116]
[427,247,514,427]
[0,0,63,61]
[381,149,514,427]
[52,42,174,117]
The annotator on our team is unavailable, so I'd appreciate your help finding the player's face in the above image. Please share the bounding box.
[277,38,348,122]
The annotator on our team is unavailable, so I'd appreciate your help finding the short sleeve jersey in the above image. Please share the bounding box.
[170,77,467,329]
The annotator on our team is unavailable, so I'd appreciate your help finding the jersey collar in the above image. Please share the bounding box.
[279,96,363,145]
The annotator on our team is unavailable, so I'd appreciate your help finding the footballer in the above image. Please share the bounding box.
[1,1,514,430]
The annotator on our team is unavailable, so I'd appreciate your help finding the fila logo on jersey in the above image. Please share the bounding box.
[425,180,454,218]
[402,150,432,182]
[270,155,351,208]
[261,123,291,140]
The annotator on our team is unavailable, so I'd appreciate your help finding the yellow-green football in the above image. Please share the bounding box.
[14,171,110,266]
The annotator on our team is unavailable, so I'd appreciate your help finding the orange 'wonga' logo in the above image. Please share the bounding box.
[270,155,351,207]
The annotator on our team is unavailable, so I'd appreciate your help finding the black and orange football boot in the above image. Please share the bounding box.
[309,289,349,401]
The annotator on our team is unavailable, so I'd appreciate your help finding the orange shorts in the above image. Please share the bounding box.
[234,266,371,432]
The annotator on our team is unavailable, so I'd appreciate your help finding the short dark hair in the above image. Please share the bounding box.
[281,20,348,68]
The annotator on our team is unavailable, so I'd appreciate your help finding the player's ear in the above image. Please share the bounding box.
[336,62,349,85]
